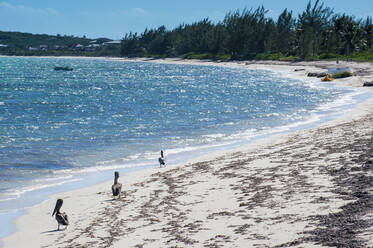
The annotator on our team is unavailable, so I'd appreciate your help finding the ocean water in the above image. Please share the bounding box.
[0,56,370,240]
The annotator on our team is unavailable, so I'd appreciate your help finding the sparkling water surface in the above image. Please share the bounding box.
[0,57,363,235]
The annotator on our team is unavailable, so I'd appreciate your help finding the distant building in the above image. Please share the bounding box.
[75,44,84,49]
[0,44,8,48]
[85,44,100,51]
[28,47,38,51]
[39,45,48,50]
[103,40,121,46]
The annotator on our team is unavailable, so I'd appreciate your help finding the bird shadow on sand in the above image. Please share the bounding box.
[103,198,127,203]
[40,228,66,234]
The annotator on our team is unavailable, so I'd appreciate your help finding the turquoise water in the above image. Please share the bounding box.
[0,56,368,241]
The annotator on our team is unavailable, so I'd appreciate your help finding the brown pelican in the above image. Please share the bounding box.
[158,150,166,167]
[112,171,122,199]
[52,199,69,230]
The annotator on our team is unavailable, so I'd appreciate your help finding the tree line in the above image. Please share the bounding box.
[120,0,373,61]
[0,31,120,57]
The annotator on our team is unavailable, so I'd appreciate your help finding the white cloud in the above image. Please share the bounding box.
[0,1,58,15]
[0,1,13,9]
[130,8,147,15]
[0,1,60,35]
[45,8,58,15]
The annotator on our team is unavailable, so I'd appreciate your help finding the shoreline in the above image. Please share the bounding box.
[2,58,373,247]
[2,54,372,88]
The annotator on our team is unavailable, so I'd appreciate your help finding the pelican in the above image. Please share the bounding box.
[158,150,166,167]
[52,199,69,230]
[112,171,122,199]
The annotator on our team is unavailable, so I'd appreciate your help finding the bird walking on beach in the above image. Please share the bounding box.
[158,150,166,167]
[52,199,69,230]
[112,171,122,199]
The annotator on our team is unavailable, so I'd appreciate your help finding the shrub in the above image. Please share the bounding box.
[268,53,283,60]
[349,51,373,62]
[333,71,353,78]
[319,53,337,59]
[181,52,212,60]
[279,56,301,62]
[215,54,231,61]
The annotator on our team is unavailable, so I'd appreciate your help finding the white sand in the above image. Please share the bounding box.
[2,59,373,248]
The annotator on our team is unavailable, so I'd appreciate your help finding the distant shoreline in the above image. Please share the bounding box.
[2,57,373,248]
[2,54,373,86]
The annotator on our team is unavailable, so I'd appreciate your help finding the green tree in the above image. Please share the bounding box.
[363,17,373,50]
[333,14,363,56]
[120,32,142,57]
[224,6,269,59]
[275,9,295,55]
[140,26,170,55]
[297,0,333,59]
[116,1,372,61]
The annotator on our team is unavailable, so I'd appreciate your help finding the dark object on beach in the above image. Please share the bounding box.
[294,68,305,71]
[321,74,334,82]
[52,199,69,230]
[307,72,327,77]
[54,66,73,71]
[112,171,122,199]
[363,82,373,87]
[158,150,166,167]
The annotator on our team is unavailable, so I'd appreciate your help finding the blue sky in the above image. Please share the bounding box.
[0,0,372,39]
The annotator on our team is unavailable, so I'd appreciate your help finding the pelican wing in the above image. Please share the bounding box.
[112,183,122,196]
[56,212,69,226]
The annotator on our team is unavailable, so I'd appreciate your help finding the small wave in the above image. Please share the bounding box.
[226,116,320,142]
[53,162,153,175]
[96,153,143,165]
[26,137,42,142]
[1,178,82,199]
[32,175,73,183]
[263,112,280,117]
[201,133,226,139]
[229,128,259,140]
[315,88,360,112]
[0,196,19,202]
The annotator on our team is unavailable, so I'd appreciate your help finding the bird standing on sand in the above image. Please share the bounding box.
[112,171,122,199]
[158,150,166,167]
[52,199,69,230]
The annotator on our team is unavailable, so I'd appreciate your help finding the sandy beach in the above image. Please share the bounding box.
[2,59,373,248]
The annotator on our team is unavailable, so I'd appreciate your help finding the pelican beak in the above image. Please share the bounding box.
[52,204,57,216]
[52,199,63,216]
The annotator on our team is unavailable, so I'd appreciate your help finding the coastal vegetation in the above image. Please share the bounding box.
[0,31,121,57]
[120,0,373,61]
[0,0,371,61]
